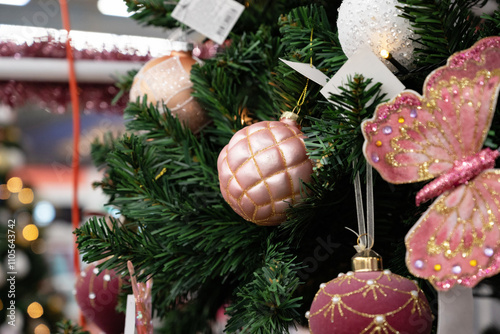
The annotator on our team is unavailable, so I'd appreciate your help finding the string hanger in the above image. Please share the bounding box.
[347,162,375,252]
[291,28,314,116]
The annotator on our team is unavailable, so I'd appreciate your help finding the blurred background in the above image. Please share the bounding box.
[0,1,151,333]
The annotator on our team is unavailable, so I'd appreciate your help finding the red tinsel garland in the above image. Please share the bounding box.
[0,28,224,114]
[0,80,127,114]
[0,32,152,114]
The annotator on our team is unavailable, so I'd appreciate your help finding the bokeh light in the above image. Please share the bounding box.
[108,207,121,219]
[34,324,50,334]
[16,210,32,226]
[27,302,43,318]
[6,177,22,193]
[0,184,10,200]
[31,239,46,254]
[33,201,56,226]
[47,295,64,313]
[22,224,39,241]
[12,251,31,279]
[18,188,34,204]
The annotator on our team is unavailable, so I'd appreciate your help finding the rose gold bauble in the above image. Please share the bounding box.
[308,250,433,334]
[129,51,210,133]
[217,113,313,226]
[75,263,125,334]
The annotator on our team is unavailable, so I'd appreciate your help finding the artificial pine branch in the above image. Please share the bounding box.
[112,69,138,105]
[79,99,276,320]
[124,0,180,29]
[158,280,232,334]
[190,28,282,146]
[397,0,485,70]
[225,240,303,334]
[272,5,347,121]
[278,5,346,74]
[90,131,117,170]
[280,75,384,253]
[480,9,500,37]
[306,75,386,179]
[123,0,314,34]
[55,320,90,334]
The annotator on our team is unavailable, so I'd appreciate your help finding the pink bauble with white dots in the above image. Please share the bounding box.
[75,263,125,334]
[217,115,313,226]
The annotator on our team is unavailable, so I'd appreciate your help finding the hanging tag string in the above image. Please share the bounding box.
[353,162,367,248]
[351,161,375,251]
[292,80,309,115]
[292,28,313,116]
[366,163,374,245]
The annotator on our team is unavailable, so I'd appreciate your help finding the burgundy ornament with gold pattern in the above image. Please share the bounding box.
[75,263,125,334]
[308,250,432,334]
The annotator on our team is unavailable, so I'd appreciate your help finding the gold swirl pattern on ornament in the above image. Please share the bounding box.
[308,272,430,334]
[335,271,403,286]
[360,319,400,334]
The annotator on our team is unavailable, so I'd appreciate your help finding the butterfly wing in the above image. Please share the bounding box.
[405,170,500,290]
[362,37,500,184]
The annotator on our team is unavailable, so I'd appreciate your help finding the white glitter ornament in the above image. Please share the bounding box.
[337,0,418,70]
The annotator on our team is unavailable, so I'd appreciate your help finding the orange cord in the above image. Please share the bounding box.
[58,0,84,327]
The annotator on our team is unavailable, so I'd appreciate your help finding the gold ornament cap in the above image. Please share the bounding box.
[280,111,300,129]
[351,249,383,272]
[280,111,299,122]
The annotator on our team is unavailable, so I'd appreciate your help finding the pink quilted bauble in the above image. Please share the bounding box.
[308,270,433,334]
[217,116,313,226]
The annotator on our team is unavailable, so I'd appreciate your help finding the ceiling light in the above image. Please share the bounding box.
[0,0,30,6]
[97,0,132,17]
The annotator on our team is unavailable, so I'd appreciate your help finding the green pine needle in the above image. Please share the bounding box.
[55,320,90,334]
[225,240,303,334]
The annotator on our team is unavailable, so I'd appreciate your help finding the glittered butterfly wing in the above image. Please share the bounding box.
[405,170,500,290]
[362,37,500,184]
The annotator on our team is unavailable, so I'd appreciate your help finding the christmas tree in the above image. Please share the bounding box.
[75,0,500,333]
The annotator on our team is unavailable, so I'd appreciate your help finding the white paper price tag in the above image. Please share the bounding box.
[320,47,405,101]
[172,0,245,45]
[124,294,136,334]
[280,59,329,87]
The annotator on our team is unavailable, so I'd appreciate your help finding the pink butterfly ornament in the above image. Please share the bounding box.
[361,36,500,291]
